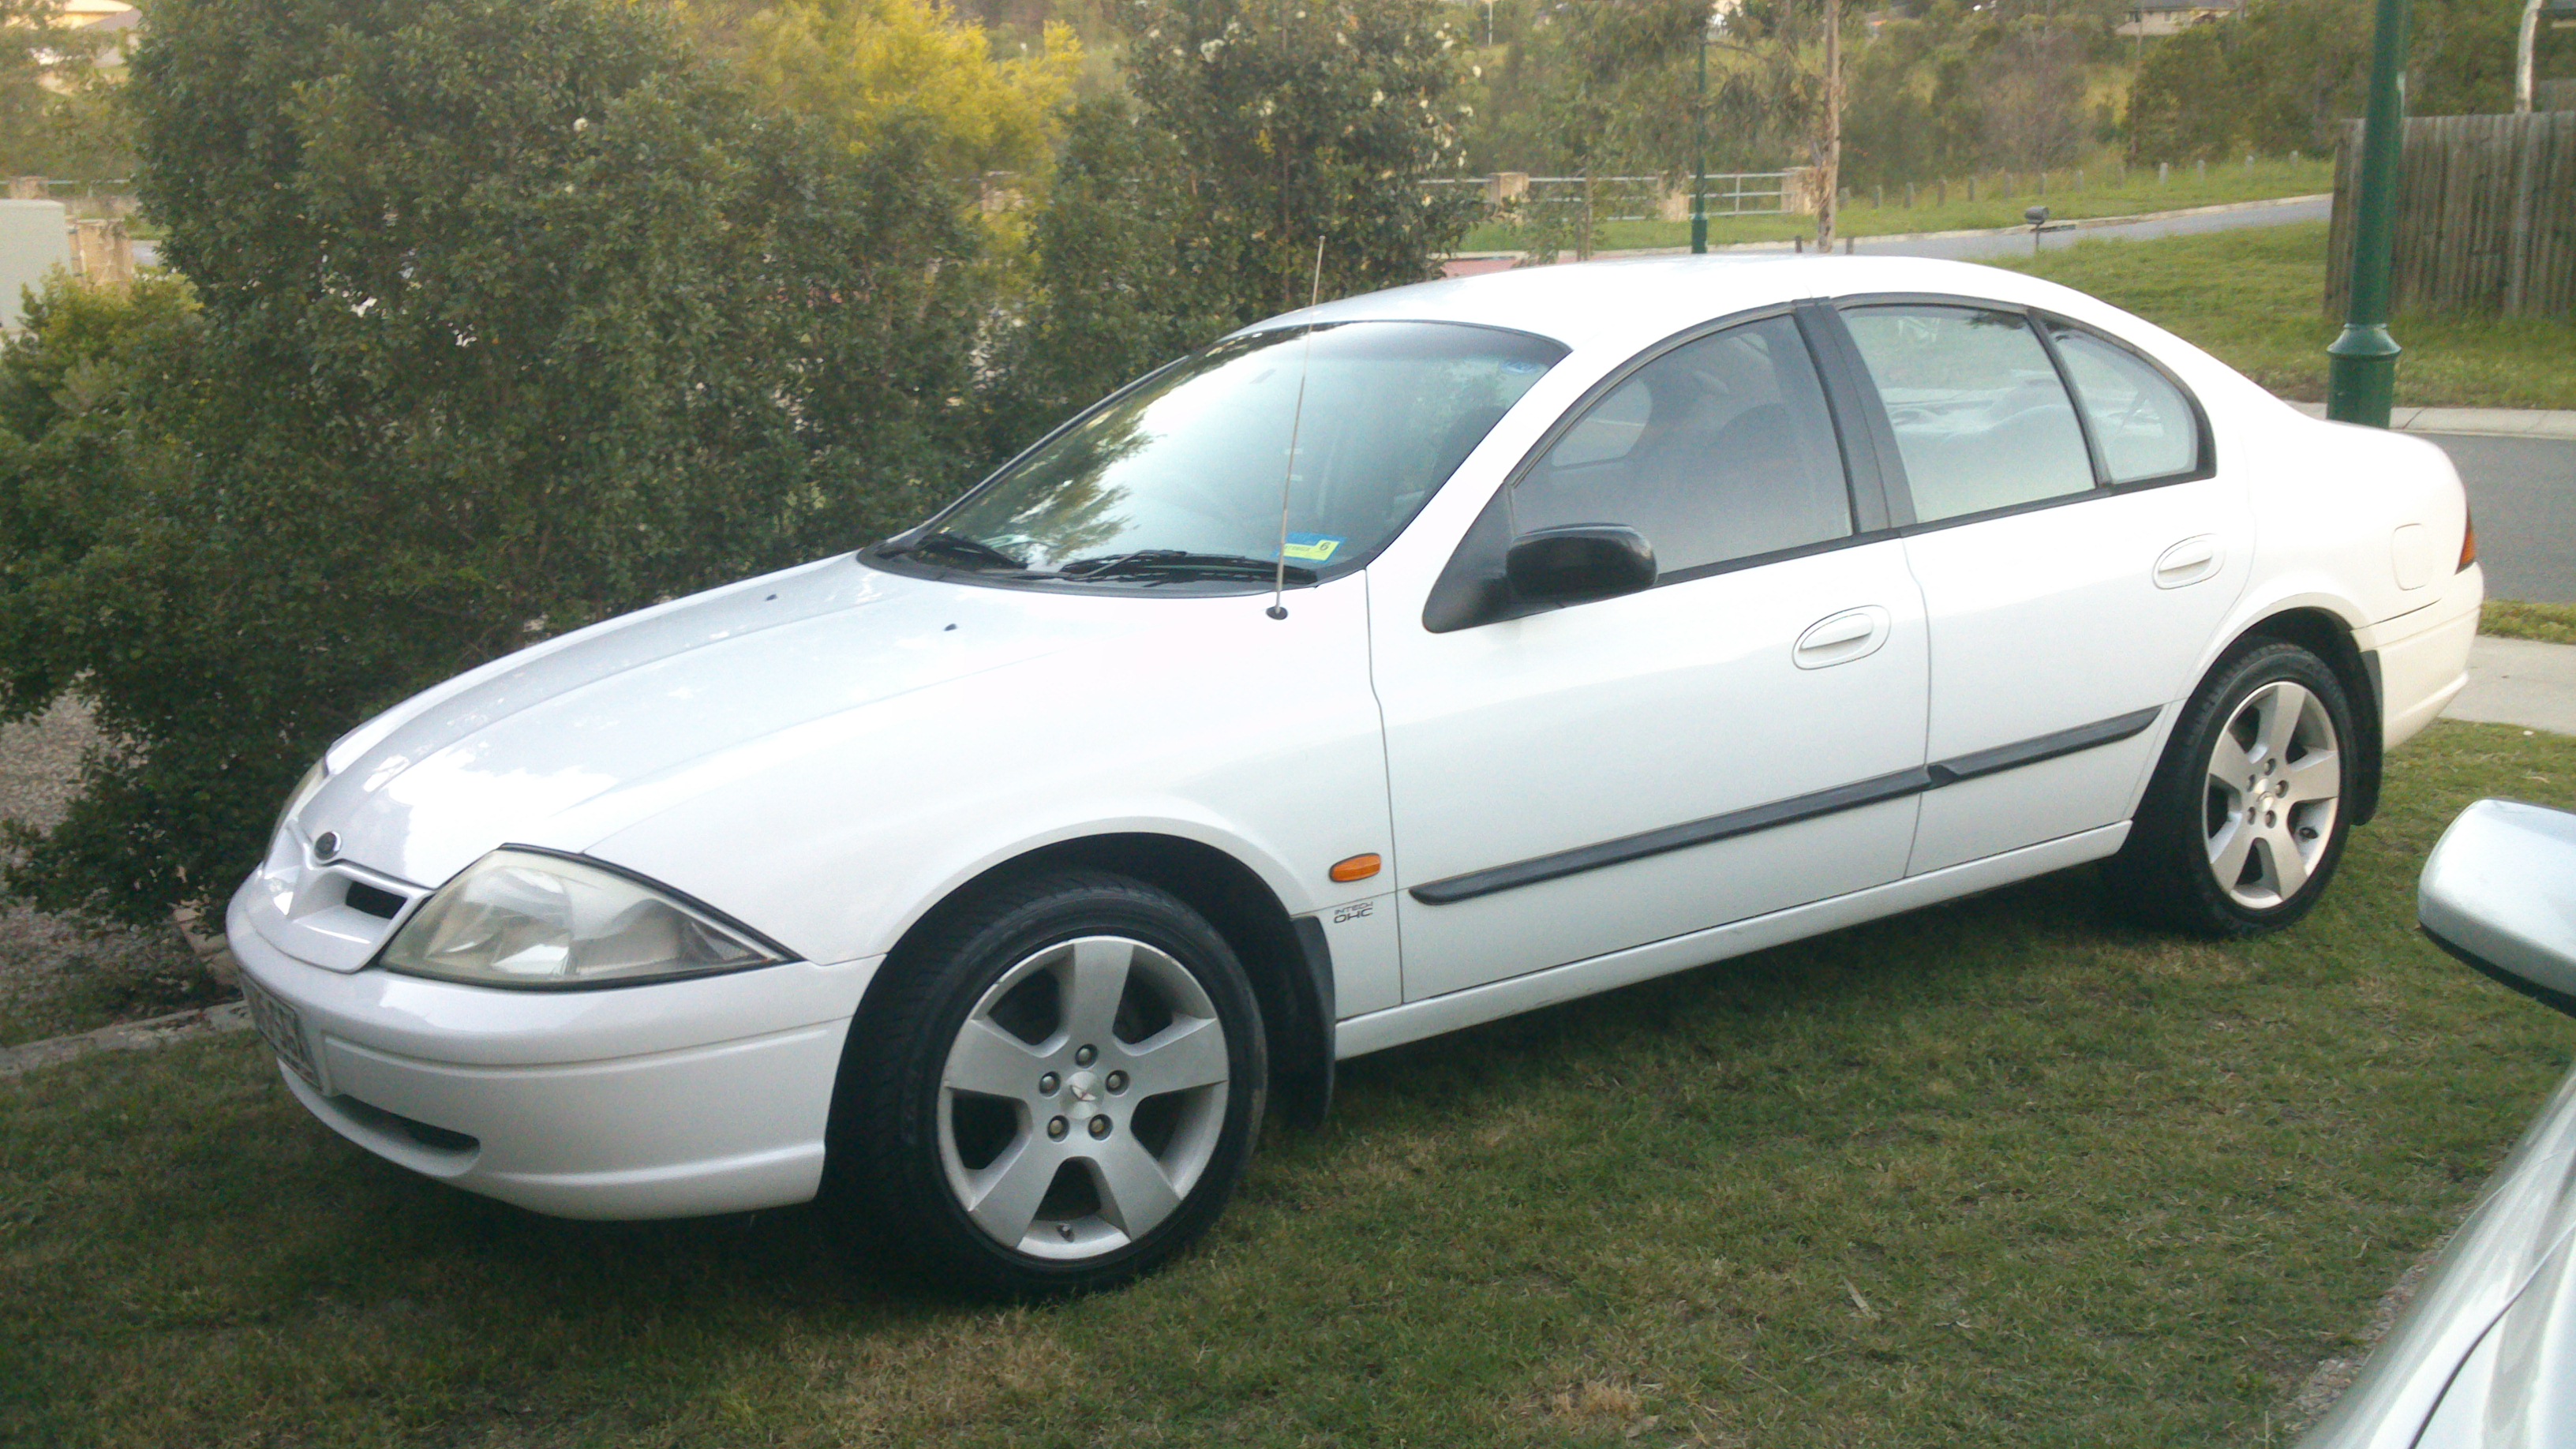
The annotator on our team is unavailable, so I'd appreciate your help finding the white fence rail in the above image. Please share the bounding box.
[1426,171,1800,221]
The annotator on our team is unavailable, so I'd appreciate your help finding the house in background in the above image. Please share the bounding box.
[2116,0,2242,38]
[32,0,140,86]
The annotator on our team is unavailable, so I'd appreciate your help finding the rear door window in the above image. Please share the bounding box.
[2045,324,2203,484]
[1842,305,2095,524]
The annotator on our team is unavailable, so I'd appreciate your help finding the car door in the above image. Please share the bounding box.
[1369,309,1932,1003]
[1829,299,2251,874]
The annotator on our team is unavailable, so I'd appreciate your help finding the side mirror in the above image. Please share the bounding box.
[1504,525,1657,607]
[2420,799,2576,1018]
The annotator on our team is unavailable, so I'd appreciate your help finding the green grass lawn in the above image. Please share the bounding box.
[2483,601,2576,645]
[1987,222,2576,411]
[1461,157,2334,253]
[6,721,2573,1446]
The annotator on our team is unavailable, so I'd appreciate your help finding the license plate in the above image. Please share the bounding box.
[241,976,320,1088]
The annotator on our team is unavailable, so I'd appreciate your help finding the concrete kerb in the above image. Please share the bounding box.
[0,1000,251,1079]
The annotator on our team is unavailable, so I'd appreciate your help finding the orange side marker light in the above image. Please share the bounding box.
[1330,853,1383,884]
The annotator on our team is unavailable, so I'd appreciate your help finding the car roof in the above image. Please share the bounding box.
[1249,253,2114,358]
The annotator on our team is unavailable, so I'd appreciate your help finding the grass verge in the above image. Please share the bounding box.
[5,720,2574,1446]
[1987,222,2576,410]
[2483,601,2576,645]
[1461,158,2334,253]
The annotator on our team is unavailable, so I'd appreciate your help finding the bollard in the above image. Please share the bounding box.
[2159,161,2169,184]
[2196,158,2206,179]
[1795,235,1803,252]
[2037,169,2046,196]
[1905,182,1915,208]
[2076,168,2084,190]
[1874,184,1882,209]
[1843,236,1853,254]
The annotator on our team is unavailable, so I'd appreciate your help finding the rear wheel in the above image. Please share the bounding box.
[2110,642,2359,936]
[830,871,1266,1297]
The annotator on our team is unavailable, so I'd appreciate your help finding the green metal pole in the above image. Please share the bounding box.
[1691,26,1709,255]
[2324,0,2412,425]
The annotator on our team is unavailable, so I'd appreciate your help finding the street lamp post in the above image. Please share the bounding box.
[2324,0,2413,426]
[1691,10,1711,254]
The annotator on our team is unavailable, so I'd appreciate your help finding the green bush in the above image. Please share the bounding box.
[0,0,999,923]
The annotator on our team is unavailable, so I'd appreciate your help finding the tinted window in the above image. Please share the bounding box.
[931,322,1565,578]
[1844,305,2094,523]
[2047,324,2200,483]
[1513,316,1852,576]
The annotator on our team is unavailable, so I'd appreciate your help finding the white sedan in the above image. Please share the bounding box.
[227,256,2481,1295]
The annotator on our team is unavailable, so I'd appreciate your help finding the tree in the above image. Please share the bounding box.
[1114,0,1480,316]
[2128,0,2542,163]
[0,0,1000,923]
[702,0,1084,177]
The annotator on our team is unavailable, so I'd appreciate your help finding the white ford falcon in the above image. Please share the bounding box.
[228,256,2481,1294]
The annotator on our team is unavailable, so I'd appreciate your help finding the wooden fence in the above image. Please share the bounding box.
[2326,112,2576,317]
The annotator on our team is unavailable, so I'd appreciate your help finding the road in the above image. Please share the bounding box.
[2424,434,2576,603]
[1849,195,2332,262]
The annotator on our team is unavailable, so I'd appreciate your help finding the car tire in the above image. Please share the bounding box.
[828,871,1267,1297]
[2110,641,2361,938]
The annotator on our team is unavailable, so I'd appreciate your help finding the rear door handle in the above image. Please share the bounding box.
[1794,606,1891,669]
[2154,535,2222,589]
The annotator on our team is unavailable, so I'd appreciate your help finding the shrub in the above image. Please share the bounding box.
[0,0,998,923]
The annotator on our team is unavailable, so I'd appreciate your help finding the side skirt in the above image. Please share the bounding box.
[1335,822,2130,1061]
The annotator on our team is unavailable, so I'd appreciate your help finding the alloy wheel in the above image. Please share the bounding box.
[936,935,1231,1260]
[2202,679,2342,910]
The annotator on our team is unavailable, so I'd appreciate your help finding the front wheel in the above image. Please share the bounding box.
[2110,642,2360,937]
[829,871,1267,1297]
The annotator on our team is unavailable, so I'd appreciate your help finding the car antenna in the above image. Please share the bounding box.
[1266,235,1327,622]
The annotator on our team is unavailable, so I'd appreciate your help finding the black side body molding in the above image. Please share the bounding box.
[1410,706,2165,906]
[1924,706,2162,785]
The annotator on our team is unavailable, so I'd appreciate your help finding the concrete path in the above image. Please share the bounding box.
[2291,403,2576,441]
[2447,636,2576,735]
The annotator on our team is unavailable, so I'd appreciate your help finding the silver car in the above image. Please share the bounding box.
[2301,799,2576,1448]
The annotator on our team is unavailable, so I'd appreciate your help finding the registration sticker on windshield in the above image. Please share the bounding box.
[1281,534,1344,564]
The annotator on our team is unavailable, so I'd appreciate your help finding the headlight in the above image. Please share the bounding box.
[275,758,330,837]
[380,849,788,989]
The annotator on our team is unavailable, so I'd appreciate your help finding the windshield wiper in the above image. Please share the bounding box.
[875,530,1031,572]
[1058,550,1319,585]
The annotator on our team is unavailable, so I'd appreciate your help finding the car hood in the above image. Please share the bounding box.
[291,557,1133,893]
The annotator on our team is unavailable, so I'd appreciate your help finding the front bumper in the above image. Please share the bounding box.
[226,886,878,1219]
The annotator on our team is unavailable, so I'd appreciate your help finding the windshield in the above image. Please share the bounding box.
[913,321,1567,582]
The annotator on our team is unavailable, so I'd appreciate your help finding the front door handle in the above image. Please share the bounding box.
[1794,606,1891,669]
[2154,535,2223,589]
